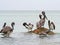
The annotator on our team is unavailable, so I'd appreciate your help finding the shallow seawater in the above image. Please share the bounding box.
[0,32,60,45]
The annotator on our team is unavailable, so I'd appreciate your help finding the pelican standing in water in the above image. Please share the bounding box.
[0,22,15,37]
[46,20,55,34]
[36,11,48,29]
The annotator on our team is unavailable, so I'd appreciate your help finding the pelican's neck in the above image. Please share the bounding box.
[12,25,14,30]
[3,23,6,28]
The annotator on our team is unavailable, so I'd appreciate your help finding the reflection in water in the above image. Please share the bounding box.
[0,32,60,45]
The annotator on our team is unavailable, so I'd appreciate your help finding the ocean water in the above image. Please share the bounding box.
[0,10,59,32]
[0,10,60,45]
[0,32,60,45]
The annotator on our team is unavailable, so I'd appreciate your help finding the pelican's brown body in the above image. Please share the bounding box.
[32,20,55,35]
[32,27,55,35]
[0,26,13,34]
[0,22,15,37]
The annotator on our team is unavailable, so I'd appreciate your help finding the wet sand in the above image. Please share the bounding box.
[0,32,60,45]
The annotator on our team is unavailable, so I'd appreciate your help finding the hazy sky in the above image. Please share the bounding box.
[0,0,60,10]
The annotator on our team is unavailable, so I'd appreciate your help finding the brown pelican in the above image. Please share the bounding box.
[23,22,33,32]
[0,22,15,37]
[36,11,48,29]
[39,20,55,37]
[46,20,55,34]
